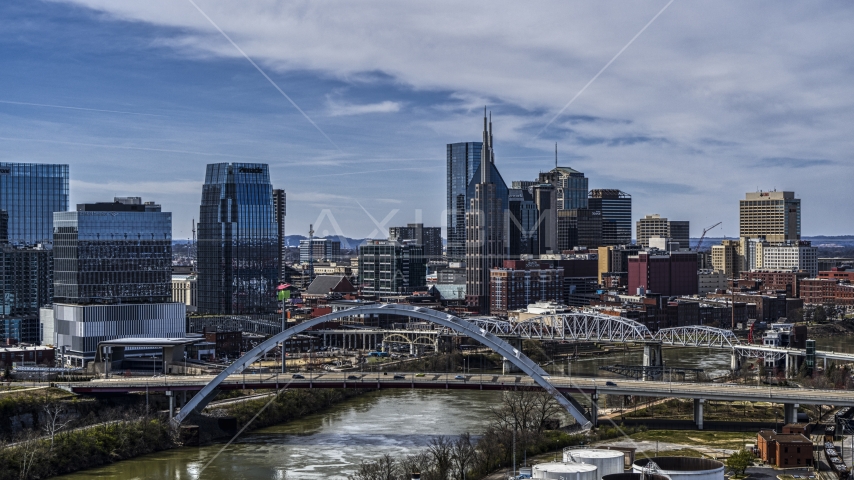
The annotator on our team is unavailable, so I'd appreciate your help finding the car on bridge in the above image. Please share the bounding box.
[347,375,360,380]
[606,381,617,386]
[393,374,405,379]
[454,375,466,380]
[292,374,304,379]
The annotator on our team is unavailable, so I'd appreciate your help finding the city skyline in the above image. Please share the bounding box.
[1,1,853,239]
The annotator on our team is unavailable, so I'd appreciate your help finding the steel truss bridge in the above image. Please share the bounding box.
[469,314,854,363]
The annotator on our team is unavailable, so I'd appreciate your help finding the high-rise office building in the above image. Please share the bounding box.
[588,189,631,246]
[198,163,279,314]
[273,189,286,281]
[359,240,426,296]
[466,112,506,313]
[388,223,442,260]
[538,166,588,210]
[533,184,558,254]
[508,188,539,258]
[636,214,690,249]
[49,197,184,364]
[0,162,69,246]
[53,198,172,304]
[0,245,52,343]
[299,238,341,263]
[447,142,482,260]
[0,210,7,244]
[557,209,602,251]
[739,191,800,243]
[711,239,741,278]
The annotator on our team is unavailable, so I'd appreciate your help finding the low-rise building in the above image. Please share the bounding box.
[489,261,563,316]
[698,269,727,294]
[172,273,197,313]
[757,430,813,468]
[0,345,55,367]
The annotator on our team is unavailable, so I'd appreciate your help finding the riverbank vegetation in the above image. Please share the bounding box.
[0,407,175,480]
[348,389,645,480]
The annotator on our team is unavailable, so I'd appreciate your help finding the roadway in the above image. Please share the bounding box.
[60,373,854,407]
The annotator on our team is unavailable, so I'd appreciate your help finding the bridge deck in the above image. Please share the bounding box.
[62,373,854,407]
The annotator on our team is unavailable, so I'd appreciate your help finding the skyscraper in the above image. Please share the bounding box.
[466,111,506,313]
[388,223,443,260]
[507,188,538,258]
[588,189,632,246]
[198,163,279,314]
[538,166,588,210]
[446,142,482,260]
[739,191,800,243]
[359,240,427,296]
[273,188,286,281]
[0,162,69,246]
[50,197,184,364]
[636,214,690,250]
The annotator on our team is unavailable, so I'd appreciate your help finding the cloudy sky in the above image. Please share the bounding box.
[1,1,852,240]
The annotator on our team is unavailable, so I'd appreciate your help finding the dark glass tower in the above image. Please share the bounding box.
[0,162,69,246]
[588,189,632,246]
[273,188,286,281]
[198,163,278,314]
[53,199,172,304]
[466,111,506,314]
[446,142,482,260]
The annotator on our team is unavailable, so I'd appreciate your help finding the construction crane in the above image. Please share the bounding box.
[694,221,722,251]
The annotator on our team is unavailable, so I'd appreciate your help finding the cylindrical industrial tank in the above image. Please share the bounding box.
[532,462,598,480]
[564,449,625,478]
[603,473,670,480]
[633,457,724,480]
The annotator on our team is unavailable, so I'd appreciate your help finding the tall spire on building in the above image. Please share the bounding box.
[482,107,489,184]
[555,143,558,169]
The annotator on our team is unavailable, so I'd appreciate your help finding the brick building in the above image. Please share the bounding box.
[800,278,854,305]
[0,345,55,367]
[489,261,564,315]
[757,430,813,468]
[628,251,698,297]
[741,270,810,297]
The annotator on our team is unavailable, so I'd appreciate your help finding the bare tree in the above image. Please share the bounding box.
[428,436,454,479]
[451,433,476,479]
[15,430,45,480]
[41,402,72,449]
[348,453,400,480]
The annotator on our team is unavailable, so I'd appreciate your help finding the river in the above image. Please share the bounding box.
[55,338,854,479]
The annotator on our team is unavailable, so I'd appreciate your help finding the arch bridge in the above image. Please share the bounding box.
[173,304,592,428]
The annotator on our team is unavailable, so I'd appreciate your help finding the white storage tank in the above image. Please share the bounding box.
[564,448,625,478]
[533,462,598,480]
[633,457,724,480]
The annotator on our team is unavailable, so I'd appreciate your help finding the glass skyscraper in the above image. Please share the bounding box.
[588,189,632,246]
[0,162,69,246]
[198,163,278,314]
[446,142,482,260]
[53,198,172,304]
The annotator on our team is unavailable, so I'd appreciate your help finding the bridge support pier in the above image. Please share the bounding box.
[693,398,704,430]
[503,358,521,374]
[642,343,663,381]
[591,392,599,428]
[731,351,742,371]
[784,403,799,424]
[166,391,174,418]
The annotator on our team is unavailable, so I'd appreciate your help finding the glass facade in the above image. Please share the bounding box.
[446,142,482,260]
[53,202,172,304]
[198,163,278,314]
[0,163,69,246]
[589,189,632,246]
[466,161,509,221]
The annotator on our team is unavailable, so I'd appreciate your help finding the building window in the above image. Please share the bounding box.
[784,458,788,465]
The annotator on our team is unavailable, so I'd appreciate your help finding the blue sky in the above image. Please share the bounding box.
[1,1,852,239]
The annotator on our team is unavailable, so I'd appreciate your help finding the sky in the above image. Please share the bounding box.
[1,0,852,240]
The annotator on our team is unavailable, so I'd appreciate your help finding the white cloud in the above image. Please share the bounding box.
[38,1,854,235]
[327,99,402,116]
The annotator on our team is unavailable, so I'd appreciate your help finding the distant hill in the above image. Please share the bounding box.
[285,235,372,250]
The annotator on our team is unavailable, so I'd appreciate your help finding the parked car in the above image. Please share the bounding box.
[291,374,304,379]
